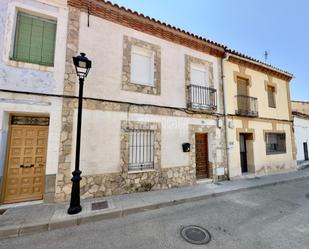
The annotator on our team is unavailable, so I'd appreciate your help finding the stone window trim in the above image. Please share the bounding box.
[185,55,214,88]
[185,55,216,112]
[122,36,161,95]
[264,80,277,109]
[120,120,161,173]
[264,131,287,155]
[233,66,252,96]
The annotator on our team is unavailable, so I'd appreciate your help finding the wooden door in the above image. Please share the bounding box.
[3,125,48,204]
[195,133,209,179]
[239,134,248,173]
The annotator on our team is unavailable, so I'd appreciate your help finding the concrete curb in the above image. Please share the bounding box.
[0,174,308,240]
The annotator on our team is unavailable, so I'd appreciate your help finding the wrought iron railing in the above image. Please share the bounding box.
[235,95,258,117]
[187,84,217,111]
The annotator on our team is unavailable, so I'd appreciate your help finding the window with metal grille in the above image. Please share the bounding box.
[267,86,276,108]
[266,133,286,154]
[12,12,57,66]
[128,129,154,171]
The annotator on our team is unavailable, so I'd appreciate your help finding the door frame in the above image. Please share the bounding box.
[195,132,210,179]
[0,113,49,204]
[239,133,248,173]
[304,142,308,161]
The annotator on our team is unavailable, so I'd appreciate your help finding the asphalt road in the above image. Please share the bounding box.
[1,179,309,249]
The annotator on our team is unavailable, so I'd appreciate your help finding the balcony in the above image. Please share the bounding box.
[187,84,217,111]
[235,95,258,117]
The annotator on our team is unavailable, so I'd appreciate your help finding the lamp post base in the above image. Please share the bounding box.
[68,205,82,215]
[67,169,82,215]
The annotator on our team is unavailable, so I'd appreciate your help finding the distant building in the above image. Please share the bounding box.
[292,101,309,164]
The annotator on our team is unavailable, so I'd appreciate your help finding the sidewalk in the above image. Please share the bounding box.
[1,168,309,239]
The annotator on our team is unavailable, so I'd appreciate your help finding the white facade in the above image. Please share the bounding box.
[294,116,309,162]
[78,13,221,110]
[0,0,68,201]
[73,12,224,177]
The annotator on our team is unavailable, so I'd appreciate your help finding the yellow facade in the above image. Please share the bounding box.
[224,58,296,178]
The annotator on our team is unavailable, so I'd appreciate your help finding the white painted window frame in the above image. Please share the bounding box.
[190,63,209,87]
[130,45,155,87]
[2,1,66,72]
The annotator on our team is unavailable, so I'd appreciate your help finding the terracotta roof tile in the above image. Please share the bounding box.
[73,0,293,77]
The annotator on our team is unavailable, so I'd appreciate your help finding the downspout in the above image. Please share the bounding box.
[221,52,231,180]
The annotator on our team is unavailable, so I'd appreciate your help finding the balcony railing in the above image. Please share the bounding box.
[187,84,217,111]
[235,95,258,117]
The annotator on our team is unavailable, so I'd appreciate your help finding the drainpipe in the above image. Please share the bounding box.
[221,52,231,180]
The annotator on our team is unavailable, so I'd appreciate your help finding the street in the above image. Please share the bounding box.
[1,179,309,249]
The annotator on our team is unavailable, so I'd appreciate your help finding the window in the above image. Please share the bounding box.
[12,12,57,66]
[267,86,276,108]
[130,46,154,86]
[190,64,208,87]
[128,129,154,171]
[266,133,286,154]
[237,77,248,96]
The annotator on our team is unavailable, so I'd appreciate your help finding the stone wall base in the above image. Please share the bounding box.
[55,165,195,202]
[255,161,297,176]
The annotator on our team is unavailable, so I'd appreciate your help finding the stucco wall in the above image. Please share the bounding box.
[227,118,295,178]
[0,0,68,95]
[294,116,309,161]
[0,0,67,188]
[0,92,62,176]
[77,12,221,111]
[69,109,223,176]
[224,60,291,120]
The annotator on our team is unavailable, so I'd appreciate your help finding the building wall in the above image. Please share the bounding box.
[294,116,309,162]
[224,59,296,178]
[64,105,226,200]
[227,118,295,178]
[224,60,291,120]
[0,0,68,202]
[53,6,227,202]
[77,13,222,112]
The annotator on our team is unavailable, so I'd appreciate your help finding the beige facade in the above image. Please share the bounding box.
[224,56,296,178]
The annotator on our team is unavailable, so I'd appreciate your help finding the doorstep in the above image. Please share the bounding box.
[0,200,43,210]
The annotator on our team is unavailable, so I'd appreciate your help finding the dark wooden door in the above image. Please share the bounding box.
[195,133,209,179]
[239,134,248,173]
[304,142,308,161]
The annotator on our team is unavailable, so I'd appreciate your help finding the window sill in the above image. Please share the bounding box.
[128,169,157,174]
[266,151,287,155]
[130,80,155,88]
[6,59,54,72]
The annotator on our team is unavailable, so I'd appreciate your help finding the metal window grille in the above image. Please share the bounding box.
[266,133,286,154]
[13,12,57,66]
[128,129,154,171]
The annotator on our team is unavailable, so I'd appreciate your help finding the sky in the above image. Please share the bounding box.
[110,0,309,101]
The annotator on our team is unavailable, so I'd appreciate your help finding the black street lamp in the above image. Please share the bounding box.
[68,52,92,215]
